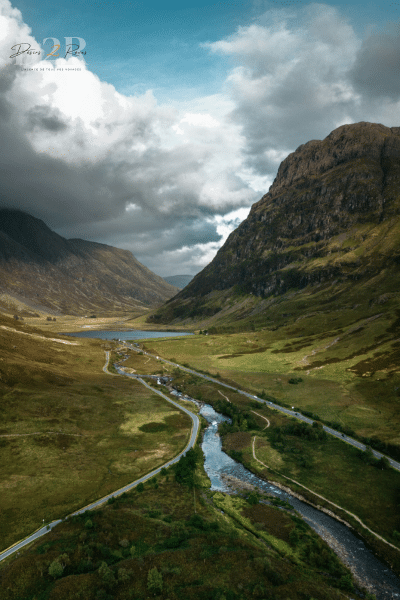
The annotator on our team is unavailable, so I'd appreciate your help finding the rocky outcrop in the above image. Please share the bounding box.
[150,122,400,323]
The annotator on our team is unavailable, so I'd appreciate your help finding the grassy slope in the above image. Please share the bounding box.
[142,314,400,446]
[0,462,362,600]
[0,315,192,552]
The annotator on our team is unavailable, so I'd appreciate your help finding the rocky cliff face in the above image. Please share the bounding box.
[150,121,400,324]
[0,209,178,315]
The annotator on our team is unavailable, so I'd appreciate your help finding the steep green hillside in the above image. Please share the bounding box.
[149,122,400,331]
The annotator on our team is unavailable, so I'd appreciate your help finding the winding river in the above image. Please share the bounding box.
[199,402,400,600]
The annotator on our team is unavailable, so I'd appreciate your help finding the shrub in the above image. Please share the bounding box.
[48,560,64,578]
[188,514,207,529]
[137,482,145,492]
[85,518,94,529]
[289,529,300,546]
[247,491,260,505]
[118,567,131,583]
[98,561,116,587]
[376,456,391,470]
[338,573,354,592]
[147,566,163,594]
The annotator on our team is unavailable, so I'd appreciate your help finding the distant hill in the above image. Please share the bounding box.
[149,121,400,333]
[163,274,193,289]
[0,209,178,315]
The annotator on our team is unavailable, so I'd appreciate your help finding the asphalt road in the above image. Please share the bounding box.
[126,343,400,472]
[0,367,200,563]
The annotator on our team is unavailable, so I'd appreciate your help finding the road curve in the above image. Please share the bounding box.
[127,344,400,472]
[0,363,200,563]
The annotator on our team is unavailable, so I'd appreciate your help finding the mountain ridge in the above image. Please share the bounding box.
[149,121,400,326]
[0,209,178,315]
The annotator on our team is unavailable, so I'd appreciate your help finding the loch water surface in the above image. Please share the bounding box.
[64,329,193,340]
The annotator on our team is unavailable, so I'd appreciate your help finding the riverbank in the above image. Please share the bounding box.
[199,401,400,599]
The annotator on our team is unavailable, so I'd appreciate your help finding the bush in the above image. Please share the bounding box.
[48,560,64,578]
[338,573,354,592]
[98,562,116,587]
[147,566,163,594]
[85,518,94,529]
[174,447,200,487]
[376,456,391,470]
[289,529,300,546]
[188,514,207,529]
[137,482,144,492]
[118,567,131,583]
[247,491,260,505]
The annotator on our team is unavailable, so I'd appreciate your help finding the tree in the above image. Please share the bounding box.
[247,490,260,505]
[118,567,131,583]
[48,560,64,578]
[376,456,390,470]
[98,561,116,587]
[147,566,163,595]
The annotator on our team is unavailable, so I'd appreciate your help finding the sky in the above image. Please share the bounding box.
[1,0,400,276]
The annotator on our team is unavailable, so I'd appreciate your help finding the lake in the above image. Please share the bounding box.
[64,329,194,340]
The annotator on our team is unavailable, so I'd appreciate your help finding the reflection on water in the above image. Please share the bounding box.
[200,403,400,600]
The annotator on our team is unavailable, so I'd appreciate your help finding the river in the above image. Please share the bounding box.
[199,402,400,600]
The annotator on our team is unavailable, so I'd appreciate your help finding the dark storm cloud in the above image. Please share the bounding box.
[27,105,68,132]
[348,25,400,100]
[3,0,400,276]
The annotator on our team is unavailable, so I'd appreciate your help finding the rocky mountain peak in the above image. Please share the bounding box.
[264,122,400,199]
[149,121,400,325]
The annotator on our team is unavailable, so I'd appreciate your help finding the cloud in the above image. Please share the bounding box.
[206,3,364,177]
[0,0,256,276]
[348,22,400,100]
[2,0,400,277]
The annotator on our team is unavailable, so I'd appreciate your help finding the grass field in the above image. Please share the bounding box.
[148,366,400,575]
[142,328,400,445]
[222,404,400,544]
[0,458,364,600]
[0,315,192,552]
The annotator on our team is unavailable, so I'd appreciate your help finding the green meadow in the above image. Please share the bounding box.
[142,323,400,446]
[0,315,192,552]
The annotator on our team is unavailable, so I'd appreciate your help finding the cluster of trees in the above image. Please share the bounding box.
[214,398,260,434]
[174,447,202,487]
[282,420,327,442]
[359,446,391,470]
[269,421,327,446]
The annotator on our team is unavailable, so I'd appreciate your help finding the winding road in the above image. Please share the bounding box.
[2,340,399,564]
[125,343,400,472]
[0,355,200,563]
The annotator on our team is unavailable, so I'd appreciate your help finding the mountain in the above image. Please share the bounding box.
[163,274,194,289]
[149,121,400,330]
[0,209,179,315]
